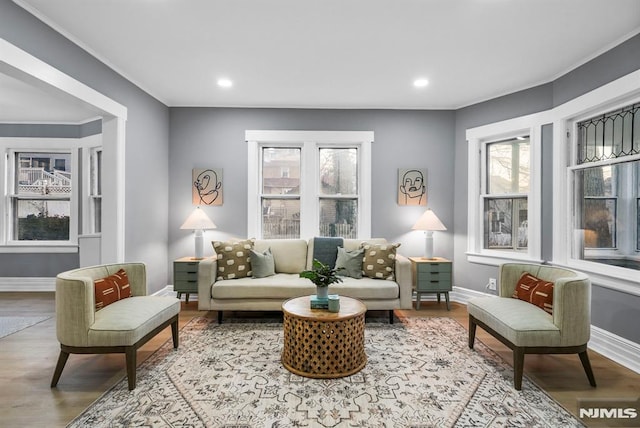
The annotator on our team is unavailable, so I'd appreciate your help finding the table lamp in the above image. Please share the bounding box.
[180,207,217,259]
[412,208,446,259]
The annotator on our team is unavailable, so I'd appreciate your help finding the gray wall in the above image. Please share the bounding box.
[168,108,456,263]
[0,2,170,292]
[452,33,640,343]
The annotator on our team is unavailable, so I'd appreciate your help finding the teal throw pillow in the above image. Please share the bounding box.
[250,247,275,278]
[335,247,364,279]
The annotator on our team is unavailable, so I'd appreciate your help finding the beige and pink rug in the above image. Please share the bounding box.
[68,317,583,427]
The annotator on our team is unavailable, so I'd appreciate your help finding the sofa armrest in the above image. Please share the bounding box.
[395,254,413,309]
[198,256,217,310]
[553,275,591,346]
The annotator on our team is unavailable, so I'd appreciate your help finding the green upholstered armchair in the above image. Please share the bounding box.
[51,263,181,390]
[467,263,596,390]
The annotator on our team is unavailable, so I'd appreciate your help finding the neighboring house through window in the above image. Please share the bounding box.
[247,130,372,240]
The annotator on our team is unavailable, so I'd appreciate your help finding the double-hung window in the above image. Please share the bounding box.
[5,148,77,245]
[247,130,372,240]
[466,115,543,265]
[484,137,530,251]
[570,102,640,270]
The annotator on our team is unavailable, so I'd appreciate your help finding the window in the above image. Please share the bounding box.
[89,147,102,233]
[484,137,530,251]
[261,148,301,239]
[570,102,640,271]
[319,148,358,238]
[10,150,74,242]
[466,114,542,265]
[247,130,372,240]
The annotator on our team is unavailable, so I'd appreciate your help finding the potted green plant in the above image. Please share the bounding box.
[299,259,343,299]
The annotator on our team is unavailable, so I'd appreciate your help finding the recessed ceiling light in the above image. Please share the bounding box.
[217,78,233,88]
[413,78,429,88]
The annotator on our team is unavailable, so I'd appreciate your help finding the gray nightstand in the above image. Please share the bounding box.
[173,257,200,303]
[409,257,452,310]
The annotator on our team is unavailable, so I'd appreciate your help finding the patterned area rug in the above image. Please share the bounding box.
[0,316,50,339]
[68,317,583,427]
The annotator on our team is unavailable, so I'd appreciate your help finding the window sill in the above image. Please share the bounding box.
[0,244,78,254]
[555,259,640,297]
[466,251,543,267]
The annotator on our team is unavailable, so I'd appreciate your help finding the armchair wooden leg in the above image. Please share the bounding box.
[513,347,525,390]
[217,311,223,324]
[171,318,179,349]
[50,349,70,387]
[125,346,137,391]
[468,316,477,349]
[389,310,394,324]
[579,350,597,387]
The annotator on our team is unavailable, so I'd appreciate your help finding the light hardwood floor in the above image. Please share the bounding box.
[1,292,639,427]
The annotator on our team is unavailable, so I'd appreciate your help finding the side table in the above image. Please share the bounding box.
[409,257,452,310]
[281,295,367,378]
[173,257,200,303]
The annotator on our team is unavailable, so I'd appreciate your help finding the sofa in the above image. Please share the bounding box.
[197,238,413,322]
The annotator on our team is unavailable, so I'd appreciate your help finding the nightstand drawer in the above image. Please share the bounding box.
[174,280,198,293]
[417,262,452,274]
[175,271,198,281]
[417,279,452,292]
[174,261,199,273]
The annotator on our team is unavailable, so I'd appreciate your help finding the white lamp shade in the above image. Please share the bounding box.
[180,207,217,230]
[412,209,447,231]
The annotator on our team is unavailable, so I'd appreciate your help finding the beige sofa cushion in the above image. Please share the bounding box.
[88,296,180,347]
[254,239,307,273]
[211,274,398,300]
[467,296,561,347]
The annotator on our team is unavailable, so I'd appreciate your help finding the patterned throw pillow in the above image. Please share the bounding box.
[94,268,131,311]
[213,239,255,280]
[512,272,554,314]
[360,242,401,280]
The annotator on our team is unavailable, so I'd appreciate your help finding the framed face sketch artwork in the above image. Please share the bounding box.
[192,168,223,205]
[398,168,427,206]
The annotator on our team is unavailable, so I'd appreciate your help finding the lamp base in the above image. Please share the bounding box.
[194,229,204,259]
[424,231,434,259]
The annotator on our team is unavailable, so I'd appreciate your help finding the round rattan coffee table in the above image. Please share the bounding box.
[281,295,367,378]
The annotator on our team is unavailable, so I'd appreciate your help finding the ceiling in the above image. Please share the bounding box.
[0,72,100,123]
[5,0,640,121]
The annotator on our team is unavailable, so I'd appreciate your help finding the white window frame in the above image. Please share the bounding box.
[81,135,102,235]
[0,138,80,253]
[246,130,373,240]
[466,114,545,266]
[552,68,640,293]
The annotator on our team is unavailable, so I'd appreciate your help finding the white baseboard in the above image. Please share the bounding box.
[154,285,199,301]
[0,277,55,292]
[588,325,640,375]
[449,286,640,375]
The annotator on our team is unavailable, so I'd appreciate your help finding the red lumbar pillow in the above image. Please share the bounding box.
[512,272,554,315]
[94,268,132,311]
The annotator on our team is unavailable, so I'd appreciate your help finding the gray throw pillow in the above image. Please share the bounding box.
[250,247,275,278]
[335,247,364,279]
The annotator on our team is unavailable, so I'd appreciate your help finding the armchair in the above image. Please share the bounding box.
[467,263,596,390]
[51,262,181,390]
